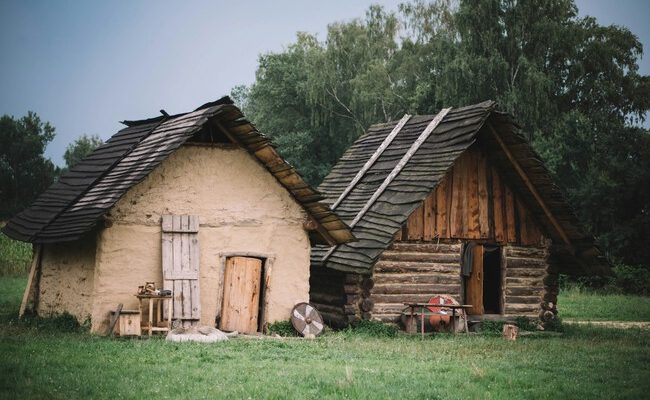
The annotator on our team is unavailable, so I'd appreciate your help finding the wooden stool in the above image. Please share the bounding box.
[136,294,173,336]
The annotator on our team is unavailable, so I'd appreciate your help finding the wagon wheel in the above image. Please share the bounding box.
[291,303,324,337]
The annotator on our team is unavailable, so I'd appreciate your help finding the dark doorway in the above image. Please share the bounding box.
[482,246,502,314]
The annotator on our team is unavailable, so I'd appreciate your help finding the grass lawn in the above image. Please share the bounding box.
[1,276,649,399]
[558,287,650,321]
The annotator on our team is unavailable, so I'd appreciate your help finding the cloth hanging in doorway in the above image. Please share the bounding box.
[461,243,500,276]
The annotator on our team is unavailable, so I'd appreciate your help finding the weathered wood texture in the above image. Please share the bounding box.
[503,245,551,318]
[398,146,543,246]
[465,245,484,315]
[220,256,263,334]
[162,215,200,327]
[370,242,462,323]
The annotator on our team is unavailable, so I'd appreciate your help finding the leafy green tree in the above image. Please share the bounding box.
[0,112,57,218]
[63,134,103,170]
[236,0,650,271]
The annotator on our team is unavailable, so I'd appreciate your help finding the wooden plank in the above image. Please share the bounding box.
[449,163,462,237]
[467,148,480,239]
[477,149,490,238]
[190,227,200,320]
[107,303,123,336]
[19,245,42,318]
[517,198,531,245]
[492,168,505,243]
[466,245,484,315]
[423,193,436,241]
[220,257,263,333]
[487,124,572,247]
[435,176,448,238]
[407,203,424,241]
[331,114,412,209]
[505,185,516,243]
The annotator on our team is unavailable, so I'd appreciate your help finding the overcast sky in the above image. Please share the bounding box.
[0,0,648,166]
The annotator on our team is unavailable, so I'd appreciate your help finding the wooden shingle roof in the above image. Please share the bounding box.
[312,101,607,274]
[3,97,353,245]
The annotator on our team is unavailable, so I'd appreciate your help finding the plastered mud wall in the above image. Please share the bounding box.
[37,233,96,322]
[90,145,310,333]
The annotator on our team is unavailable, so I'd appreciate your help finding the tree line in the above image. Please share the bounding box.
[236,0,650,275]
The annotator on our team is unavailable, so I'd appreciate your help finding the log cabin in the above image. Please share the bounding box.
[310,101,608,328]
[3,96,353,334]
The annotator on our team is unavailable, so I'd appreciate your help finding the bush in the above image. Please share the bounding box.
[514,316,539,331]
[477,320,506,335]
[543,316,564,332]
[267,320,299,337]
[607,264,650,296]
[0,233,32,276]
[345,320,398,337]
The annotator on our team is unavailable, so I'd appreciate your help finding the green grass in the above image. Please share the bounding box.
[0,233,32,276]
[559,286,650,321]
[1,276,649,399]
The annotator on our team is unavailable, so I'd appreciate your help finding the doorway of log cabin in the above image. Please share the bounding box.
[463,243,502,315]
[219,256,266,334]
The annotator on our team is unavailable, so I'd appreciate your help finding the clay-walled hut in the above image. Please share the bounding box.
[310,101,608,328]
[3,96,353,334]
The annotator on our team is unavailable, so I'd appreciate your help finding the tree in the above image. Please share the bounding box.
[63,134,103,170]
[0,112,57,218]
[237,0,650,271]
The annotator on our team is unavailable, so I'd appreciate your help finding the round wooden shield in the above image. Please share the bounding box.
[291,303,324,337]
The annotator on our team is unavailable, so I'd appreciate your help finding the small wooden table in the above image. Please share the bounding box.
[404,303,473,337]
[136,294,173,336]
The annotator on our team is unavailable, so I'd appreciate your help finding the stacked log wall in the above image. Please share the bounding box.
[504,244,557,320]
[369,242,463,323]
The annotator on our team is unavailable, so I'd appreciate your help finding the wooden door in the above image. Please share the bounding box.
[162,215,200,327]
[465,244,484,315]
[220,256,263,334]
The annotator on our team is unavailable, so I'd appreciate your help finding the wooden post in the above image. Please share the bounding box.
[19,244,42,318]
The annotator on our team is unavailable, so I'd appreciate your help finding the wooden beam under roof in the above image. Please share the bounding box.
[487,123,572,248]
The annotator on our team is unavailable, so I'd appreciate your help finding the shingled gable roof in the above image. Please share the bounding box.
[3,96,353,246]
[312,101,607,275]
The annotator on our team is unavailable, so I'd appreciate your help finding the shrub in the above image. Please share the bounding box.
[514,316,539,331]
[543,316,564,332]
[267,320,299,337]
[0,233,32,276]
[478,320,506,335]
[345,320,398,337]
[607,264,650,296]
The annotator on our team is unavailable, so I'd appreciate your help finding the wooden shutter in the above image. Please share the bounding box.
[162,215,200,327]
[219,256,262,334]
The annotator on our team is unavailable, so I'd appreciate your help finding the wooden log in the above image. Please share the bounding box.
[360,298,375,312]
[19,244,42,318]
[387,242,462,253]
[371,292,460,304]
[539,309,556,322]
[361,277,375,291]
[373,303,409,315]
[374,261,460,274]
[379,251,460,263]
[343,305,357,315]
[374,273,460,285]
[310,292,345,306]
[502,324,519,340]
[373,313,401,323]
[506,295,542,305]
[343,284,361,295]
[505,268,547,278]
[504,303,540,313]
[372,283,461,295]
[506,277,544,286]
[505,286,544,296]
[320,311,349,328]
[361,312,372,320]
[344,274,362,284]
[505,246,548,258]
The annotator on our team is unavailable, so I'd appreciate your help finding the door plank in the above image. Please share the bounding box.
[466,245,484,315]
[220,257,263,334]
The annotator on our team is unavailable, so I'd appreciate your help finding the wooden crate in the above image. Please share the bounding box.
[114,310,141,336]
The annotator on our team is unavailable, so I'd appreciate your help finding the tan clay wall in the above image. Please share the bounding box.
[91,145,310,333]
[37,233,96,322]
